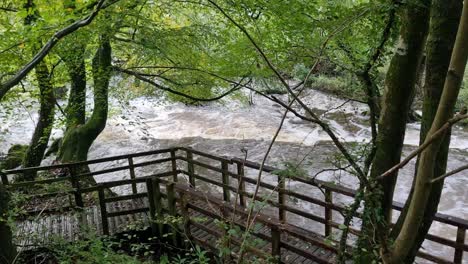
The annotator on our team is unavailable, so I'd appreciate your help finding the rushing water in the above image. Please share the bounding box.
[1,89,467,262]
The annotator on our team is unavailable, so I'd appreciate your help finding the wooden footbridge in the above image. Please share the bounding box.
[2,147,467,263]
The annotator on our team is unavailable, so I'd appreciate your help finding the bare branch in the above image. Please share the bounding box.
[208,0,368,182]
[377,113,468,181]
[431,164,468,183]
[114,66,247,102]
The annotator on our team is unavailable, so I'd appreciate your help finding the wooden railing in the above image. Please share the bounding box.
[1,147,467,263]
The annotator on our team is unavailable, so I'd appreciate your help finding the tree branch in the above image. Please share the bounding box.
[114,66,247,102]
[377,113,468,181]
[208,0,369,182]
[0,0,111,100]
[431,164,468,183]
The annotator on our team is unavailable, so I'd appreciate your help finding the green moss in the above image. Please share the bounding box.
[0,144,28,171]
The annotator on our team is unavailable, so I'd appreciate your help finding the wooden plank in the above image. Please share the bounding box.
[69,165,83,207]
[236,161,246,207]
[221,160,230,202]
[98,186,109,236]
[271,226,281,263]
[454,227,466,263]
[167,182,181,246]
[128,157,138,194]
[107,207,149,218]
[324,189,332,237]
[105,192,148,203]
[186,149,196,187]
[171,149,178,182]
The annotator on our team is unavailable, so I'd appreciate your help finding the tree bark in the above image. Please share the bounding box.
[0,0,108,100]
[58,38,112,164]
[21,60,56,181]
[384,2,468,263]
[369,0,431,218]
[0,184,15,264]
[19,0,56,181]
[63,49,87,131]
[358,1,431,260]
[389,1,462,262]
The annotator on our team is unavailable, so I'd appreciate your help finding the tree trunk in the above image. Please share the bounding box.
[63,49,86,131]
[0,184,15,264]
[58,38,112,164]
[384,2,468,263]
[21,60,56,181]
[358,1,431,260]
[389,1,462,262]
[18,0,56,182]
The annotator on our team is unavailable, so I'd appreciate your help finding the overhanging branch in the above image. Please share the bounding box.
[0,0,112,100]
[114,66,247,102]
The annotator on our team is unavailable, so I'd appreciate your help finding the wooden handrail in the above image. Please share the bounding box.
[4,147,467,263]
[2,147,176,174]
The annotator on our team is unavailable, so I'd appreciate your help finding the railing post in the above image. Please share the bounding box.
[221,160,230,202]
[220,205,232,263]
[236,161,246,207]
[146,178,158,236]
[271,226,281,263]
[167,182,181,247]
[69,165,84,208]
[0,171,8,185]
[325,189,333,237]
[152,177,164,236]
[454,227,466,263]
[180,193,192,244]
[278,174,286,223]
[98,184,109,236]
[128,157,138,194]
[170,149,178,182]
[186,148,195,187]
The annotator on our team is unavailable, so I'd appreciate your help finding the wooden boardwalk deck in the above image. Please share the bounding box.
[4,147,466,263]
[15,193,336,263]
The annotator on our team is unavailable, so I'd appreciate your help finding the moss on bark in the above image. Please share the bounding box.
[357,1,431,262]
[389,1,462,262]
[21,60,56,181]
[0,184,15,264]
[386,2,468,262]
[58,38,112,165]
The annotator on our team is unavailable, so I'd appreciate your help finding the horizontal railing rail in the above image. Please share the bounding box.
[2,147,466,263]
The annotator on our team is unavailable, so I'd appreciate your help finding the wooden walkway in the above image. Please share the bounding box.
[15,194,335,263]
[3,147,467,263]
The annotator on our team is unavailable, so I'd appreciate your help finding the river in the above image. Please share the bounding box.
[1,88,467,262]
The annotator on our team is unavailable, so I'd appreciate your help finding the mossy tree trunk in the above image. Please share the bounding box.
[20,0,56,181]
[63,49,86,131]
[358,1,431,258]
[58,38,112,164]
[384,3,468,263]
[389,1,462,262]
[0,184,15,264]
[21,61,56,181]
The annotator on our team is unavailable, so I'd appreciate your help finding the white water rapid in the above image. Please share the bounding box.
[1,88,467,262]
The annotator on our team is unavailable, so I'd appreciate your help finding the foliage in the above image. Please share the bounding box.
[53,231,148,264]
[307,74,364,100]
